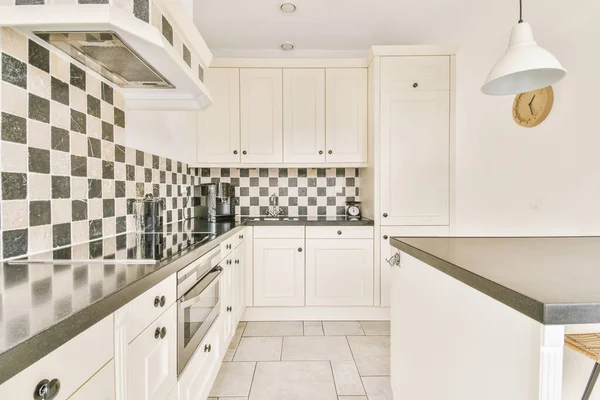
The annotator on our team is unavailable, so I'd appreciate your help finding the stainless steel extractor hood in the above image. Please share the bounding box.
[36,31,174,89]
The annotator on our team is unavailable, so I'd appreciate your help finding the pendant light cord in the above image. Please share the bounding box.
[518,0,523,23]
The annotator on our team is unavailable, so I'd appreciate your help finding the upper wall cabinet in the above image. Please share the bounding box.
[380,56,450,91]
[198,68,240,163]
[325,69,368,163]
[195,65,368,167]
[240,69,284,164]
[283,69,326,163]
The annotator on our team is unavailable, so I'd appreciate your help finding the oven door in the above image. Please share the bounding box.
[178,265,222,375]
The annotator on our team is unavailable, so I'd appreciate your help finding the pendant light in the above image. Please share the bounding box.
[481,0,566,95]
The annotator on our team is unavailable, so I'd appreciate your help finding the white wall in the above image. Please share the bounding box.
[454,1,600,236]
[125,110,198,165]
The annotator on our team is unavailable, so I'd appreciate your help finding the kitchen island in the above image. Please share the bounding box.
[390,236,600,400]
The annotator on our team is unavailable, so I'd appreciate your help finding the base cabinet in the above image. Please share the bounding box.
[69,360,115,400]
[306,238,374,306]
[253,238,305,306]
[128,304,177,400]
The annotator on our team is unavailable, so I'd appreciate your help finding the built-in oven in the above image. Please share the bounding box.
[177,246,222,375]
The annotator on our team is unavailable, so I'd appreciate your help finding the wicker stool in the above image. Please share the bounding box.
[565,334,600,400]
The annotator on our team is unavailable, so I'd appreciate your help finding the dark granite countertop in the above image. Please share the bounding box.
[0,218,244,385]
[391,236,600,326]
[242,216,374,226]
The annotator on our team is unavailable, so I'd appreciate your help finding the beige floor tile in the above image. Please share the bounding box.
[223,348,236,362]
[347,336,390,376]
[243,321,303,337]
[304,321,324,335]
[323,321,365,336]
[229,322,247,349]
[209,362,256,397]
[338,397,368,400]
[233,337,283,361]
[282,336,354,361]
[249,361,337,400]
[362,377,393,400]
[359,321,390,335]
[332,361,366,395]
[218,398,247,400]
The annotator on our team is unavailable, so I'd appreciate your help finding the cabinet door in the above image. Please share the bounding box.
[380,56,450,91]
[240,69,283,163]
[283,69,325,163]
[220,253,235,346]
[254,238,305,306]
[128,304,177,400]
[198,68,240,163]
[380,90,450,225]
[69,360,115,400]
[306,238,373,306]
[178,319,222,400]
[233,240,247,323]
[325,68,367,163]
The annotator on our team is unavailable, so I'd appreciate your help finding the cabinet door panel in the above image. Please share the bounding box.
[283,69,325,163]
[306,239,373,306]
[381,56,450,91]
[128,304,177,400]
[233,240,247,323]
[240,69,283,163]
[380,90,450,225]
[198,68,240,163]
[69,360,115,400]
[254,238,305,306]
[325,68,367,163]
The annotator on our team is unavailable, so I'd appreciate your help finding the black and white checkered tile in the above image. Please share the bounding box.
[0,28,194,260]
[191,168,360,217]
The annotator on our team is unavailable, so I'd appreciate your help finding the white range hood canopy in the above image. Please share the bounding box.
[0,3,213,110]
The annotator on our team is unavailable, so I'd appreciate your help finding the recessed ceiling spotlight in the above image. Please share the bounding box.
[280,3,297,13]
[281,42,295,51]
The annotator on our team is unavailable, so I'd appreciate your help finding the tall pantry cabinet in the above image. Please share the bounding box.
[362,47,455,307]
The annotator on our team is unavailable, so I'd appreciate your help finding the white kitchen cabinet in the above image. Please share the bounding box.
[197,68,240,163]
[240,68,283,163]
[220,251,235,347]
[178,318,222,400]
[325,68,367,163]
[380,56,450,91]
[233,239,247,323]
[305,238,374,306]
[283,69,326,163]
[380,89,450,225]
[69,360,115,400]
[254,238,305,306]
[128,304,177,400]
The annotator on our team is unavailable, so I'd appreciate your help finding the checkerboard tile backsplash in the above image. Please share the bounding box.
[190,167,360,218]
[0,28,194,260]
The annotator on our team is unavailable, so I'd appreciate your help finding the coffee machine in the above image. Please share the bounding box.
[193,182,236,222]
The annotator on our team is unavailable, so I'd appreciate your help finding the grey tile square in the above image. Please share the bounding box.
[51,126,69,152]
[72,199,88,221]
[30,200,51,226]
[88,178,102,198]
[102,160,114,179]
[2,53,27,89]
[89,219,102,240]
[3,228,28,258]
[88,137,101,158]
[52,222,71,247]
[133,0,149,22]
[209,362,255,397]
[28,147,50,173]
[347,336,390,376]
[101,82,113,104]
[29,93,50,123]
[233,337,283,362]
[183,44,191,67]
[114,107,125,128]
[282,336,353,361]
[102,121,113,142]
[28,39,49,73]
[161,16,173,45]
[103,199,115,218]
[51,77,69,106]
[2,172,27,200]
[87,94,101,118]
[70,63,86,90]
[51,176,70,199]
[70,108,86,134]
[244,321,303,337]
[71,155,87,177]
[249,361,337,400]
[1,112,27,143]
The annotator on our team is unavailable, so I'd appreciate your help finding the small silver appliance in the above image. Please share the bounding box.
[193,182,236,222]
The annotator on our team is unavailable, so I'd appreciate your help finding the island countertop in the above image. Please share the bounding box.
[390,236,600,326]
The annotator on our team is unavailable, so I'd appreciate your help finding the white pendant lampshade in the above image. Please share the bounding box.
[481,22,567,95]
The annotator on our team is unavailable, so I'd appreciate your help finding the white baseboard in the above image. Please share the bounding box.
[242,306,390,321]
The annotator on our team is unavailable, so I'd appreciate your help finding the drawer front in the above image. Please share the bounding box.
[306,226,373,239]
[0,316,113,400]
[220,230,243,258]
[126,274,176,343]
[380,56,450,91]
[69,360,115,400]
[253,226,305,239]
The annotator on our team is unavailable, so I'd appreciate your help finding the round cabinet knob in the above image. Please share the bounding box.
[154,296,160,307]
[298,247,303,252]
[413,82,419,88]
[383,235,389,240]
[383,213,388,218]
[233,150,238,155]
[242,150,247,155]
[34,379,60,400]
[337,230,342,235]
[160,295,166,307]
[160,327,167,339]
[319,150,323,155]
[328,150,333,154]
[155,327,162,339]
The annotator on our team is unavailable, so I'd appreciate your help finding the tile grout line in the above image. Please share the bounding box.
[345,334,369,397]
[247,360,258,399]
[329,359,340,398]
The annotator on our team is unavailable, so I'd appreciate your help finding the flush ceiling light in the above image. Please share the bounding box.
[280,3,297,13]
[481,0,567,95]
[281,42,295,51]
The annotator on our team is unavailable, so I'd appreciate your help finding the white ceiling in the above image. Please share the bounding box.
[192,0,523,58]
